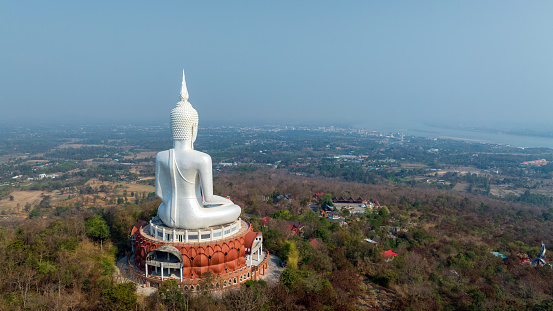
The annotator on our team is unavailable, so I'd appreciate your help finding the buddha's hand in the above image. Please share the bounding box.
[205,195,234,205]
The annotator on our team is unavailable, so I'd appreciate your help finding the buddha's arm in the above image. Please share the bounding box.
[155,153,165,201]
[198,154,214,201]
[198,154,232,205]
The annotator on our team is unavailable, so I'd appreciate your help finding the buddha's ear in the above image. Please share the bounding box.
[192,124,198,144]
[190,124,197,149]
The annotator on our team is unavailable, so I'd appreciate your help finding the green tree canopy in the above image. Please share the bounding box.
[85,215,110,241]
[317,193,334,207]
[272,210,293,220]
[102,282,137,310]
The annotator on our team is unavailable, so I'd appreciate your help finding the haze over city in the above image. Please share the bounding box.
[5,2,553,309]
[2,1,552,131]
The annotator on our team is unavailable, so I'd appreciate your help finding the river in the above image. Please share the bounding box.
[366,122,553,149]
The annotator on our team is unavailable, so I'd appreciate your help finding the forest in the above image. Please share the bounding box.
[1,168,553,310]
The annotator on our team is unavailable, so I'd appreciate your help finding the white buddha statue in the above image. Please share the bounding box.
[155,72,241,229]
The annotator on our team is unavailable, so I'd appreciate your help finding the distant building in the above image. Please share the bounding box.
[38,174,58,179]
[522,159,549,166]
[332,196,363,204]
[382,250,398,261]
[273,194,291,203]
[286,221,303,236]
[327,212,346,225]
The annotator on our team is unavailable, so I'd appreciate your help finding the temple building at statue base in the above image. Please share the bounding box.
[128,217,268,291]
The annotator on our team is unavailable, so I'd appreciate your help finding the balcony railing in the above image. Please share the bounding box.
[139,218,250,246]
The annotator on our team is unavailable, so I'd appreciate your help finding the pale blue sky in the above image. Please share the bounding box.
[1,1,552,130]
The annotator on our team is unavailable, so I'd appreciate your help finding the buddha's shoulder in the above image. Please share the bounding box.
[156,149,211,162]
[156,150,170,161]
[189,150,212,162]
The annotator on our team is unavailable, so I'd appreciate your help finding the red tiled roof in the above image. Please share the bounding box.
[244,231,262,254]
[131,220,148,237]
[382,250,398,259]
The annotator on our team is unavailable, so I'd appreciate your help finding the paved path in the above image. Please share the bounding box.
[260,254,284,283]
[115,257,157,296]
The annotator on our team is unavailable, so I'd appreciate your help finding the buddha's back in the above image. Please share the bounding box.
[155,72,241,230]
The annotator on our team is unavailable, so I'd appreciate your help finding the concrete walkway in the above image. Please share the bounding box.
[260,254,284,283]
[115,257,157,296]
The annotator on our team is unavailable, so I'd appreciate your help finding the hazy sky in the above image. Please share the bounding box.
[1,1,552,130]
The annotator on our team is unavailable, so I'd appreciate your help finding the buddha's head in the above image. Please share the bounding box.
[170,72,198,145]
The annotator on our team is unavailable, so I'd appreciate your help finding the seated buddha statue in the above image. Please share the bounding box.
[155,72,241,229]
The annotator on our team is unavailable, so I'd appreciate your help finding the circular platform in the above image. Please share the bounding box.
[147,216,243,243]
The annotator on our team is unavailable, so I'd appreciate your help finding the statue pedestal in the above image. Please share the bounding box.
[129,218,268,291]
[148,216,242,243]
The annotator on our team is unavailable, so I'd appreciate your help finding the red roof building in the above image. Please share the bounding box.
[286,221,303,236]
[309,238,322,249]
[382,250,398,260]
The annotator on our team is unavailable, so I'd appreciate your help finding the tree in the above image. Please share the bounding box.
[37,195,51,209]
[315,228,329,242]
[199,271,218,294]
[225,280,269,311]
[378,207,389,219]
[272,210,292,220]
[280,267,299,288]
[282,240,300,269]
[102,282,137,310]
[159,280,186,310]
[29,208,40,218]
[85,215,110,250]
[317,193,334,208]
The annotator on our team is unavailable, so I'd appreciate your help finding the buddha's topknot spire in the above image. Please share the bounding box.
[171,71,198,141]
[180,70,189,102]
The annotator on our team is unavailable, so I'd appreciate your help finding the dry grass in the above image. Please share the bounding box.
[85,179,154,196]
[0,190,49,212]
[123,151,157,159]
[452,182,469,192]
[0,155,17,164]
[0,176,156,215]
[0,189,66,216]
[56,142,108,149]
[400,163,428,169]
[115,183,155,194]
